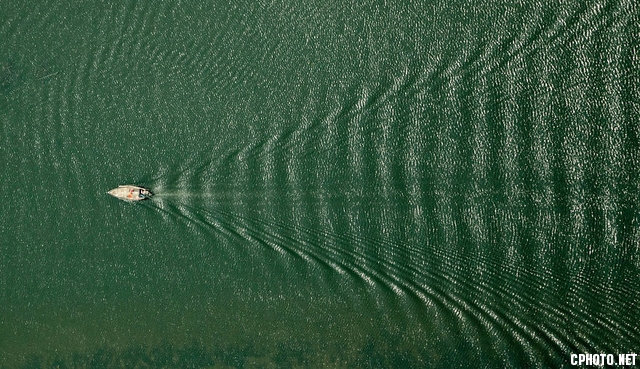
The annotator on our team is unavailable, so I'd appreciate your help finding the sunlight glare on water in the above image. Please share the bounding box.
[0,0,638,367]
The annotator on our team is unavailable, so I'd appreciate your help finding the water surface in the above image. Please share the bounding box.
[1,0,638,367]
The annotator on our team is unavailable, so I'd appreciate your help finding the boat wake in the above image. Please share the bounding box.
[153,192,214,197]
[142,196,640,367]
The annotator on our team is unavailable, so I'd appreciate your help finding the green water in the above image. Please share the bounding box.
[1,0,638,367]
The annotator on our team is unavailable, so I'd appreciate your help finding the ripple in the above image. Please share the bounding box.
[2,0,639,366]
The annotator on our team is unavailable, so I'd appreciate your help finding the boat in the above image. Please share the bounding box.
[107,185,152,201]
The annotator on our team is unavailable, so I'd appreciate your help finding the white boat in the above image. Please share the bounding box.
[107,185,152,201]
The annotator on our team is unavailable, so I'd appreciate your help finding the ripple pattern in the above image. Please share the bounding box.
[1,0,638,367]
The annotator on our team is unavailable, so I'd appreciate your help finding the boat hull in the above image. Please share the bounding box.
[108,185,152,201]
